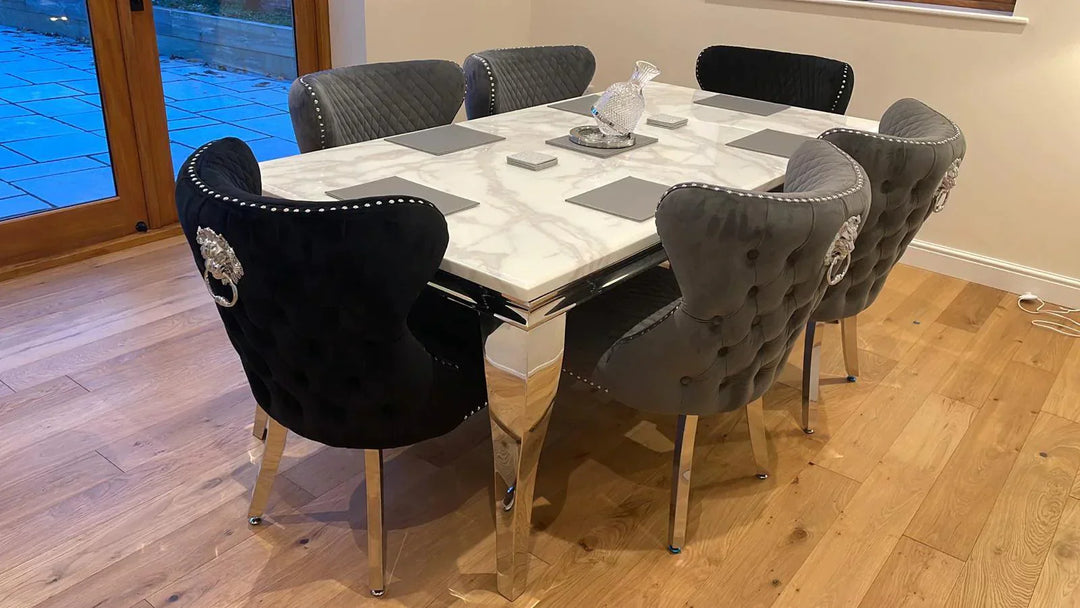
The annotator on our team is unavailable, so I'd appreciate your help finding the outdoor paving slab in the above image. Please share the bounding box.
[63,78,100,94]
[0,82,81,103]
[234,115,296,141]
[57,110,106,132]
[0,156,103,181]
[169,116,219,130]
[0,146,31,169]
[162,79,234,101]
[0,194,50,219]
[0,114,82,142]
[0,56,63,72]
[0,180,23,198]
[20,67,92,84]
[91,152,109,166]
[246,137,298,162]
[216,78,292,94]
[15,166,115,207]
[170,142,195,173]
[19,96,99,116]
[171,94,250,112]
[6,131,109,162]
[244,88,289,107]
[165,106,196,121]
[169,123,268,148]
[0,103,31,119]
[0,74,27,88]
[75,93,101,107]
[202,103,282,122]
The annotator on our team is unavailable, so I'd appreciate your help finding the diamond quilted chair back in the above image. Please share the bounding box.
[288,60,465,152]
[591,140,871,416]
[174,137,476,449]
[812,98,966,323]
[463,45,595,119]
[696,45,854,114]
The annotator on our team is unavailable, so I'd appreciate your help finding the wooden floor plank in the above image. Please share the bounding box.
[772,394,975,607]
[944,413,1080,607]
[906,362,1057,560]
[936,282,1007,333]
[1029,497,1080,608]
[1044,341,1080,423]
[858,536,964,608]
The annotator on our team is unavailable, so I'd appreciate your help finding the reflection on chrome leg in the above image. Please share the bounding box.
[365,449,386,596]
[801,321,822,434]
[484,316,565,600]
[668,414,698,553]
[247,417,287,524]
[841,315,860,381]
[252,405,269,441]
[746,398,769,479]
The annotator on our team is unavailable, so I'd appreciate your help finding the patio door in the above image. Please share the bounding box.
[0,1,161,268]
[0,0,330,271]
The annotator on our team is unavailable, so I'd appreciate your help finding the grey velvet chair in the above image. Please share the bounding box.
[463,45,595,119]
[696,45,854,114]
[800,98,966,433]
[288,59,465,152]
[563,139,871,553]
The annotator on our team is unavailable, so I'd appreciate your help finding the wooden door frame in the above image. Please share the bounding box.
[0,1,151,267]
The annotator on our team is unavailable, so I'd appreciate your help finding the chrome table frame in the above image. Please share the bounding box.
[432,243,667,599]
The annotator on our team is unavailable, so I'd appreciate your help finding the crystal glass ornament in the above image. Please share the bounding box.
[594,60,660,137]
[569,60,660,149]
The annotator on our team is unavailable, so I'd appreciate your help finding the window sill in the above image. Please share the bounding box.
[780,0,1028,25]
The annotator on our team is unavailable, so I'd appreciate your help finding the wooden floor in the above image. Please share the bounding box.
[1,236,1079,607]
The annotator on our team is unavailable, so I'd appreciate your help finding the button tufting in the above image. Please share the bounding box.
[746,249,759,261]
[680,376,692,386]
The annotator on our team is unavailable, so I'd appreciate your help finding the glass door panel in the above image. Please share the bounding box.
[150,0,300,166]
[0,1,150,267]
[0,5,117,220]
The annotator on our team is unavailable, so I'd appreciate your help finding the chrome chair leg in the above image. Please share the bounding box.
[365,449,387,597]
[252,405,269,441]
[746,398,769,479]
[841,316,860,381]
[247,417,287,525]
[801,321,822,434]
[668,414,699,554]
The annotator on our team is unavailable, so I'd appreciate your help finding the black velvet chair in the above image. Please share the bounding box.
[800,99,966,433]
[463,45,595,119]
[696,45,854,114]
[175,138,488,597]
[563,139,871,552]
[288,59,466,152]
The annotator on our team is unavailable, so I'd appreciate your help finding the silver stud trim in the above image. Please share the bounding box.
[297,76,327,150]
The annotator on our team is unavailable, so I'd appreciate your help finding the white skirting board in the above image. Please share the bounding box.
[902,240,1080,309]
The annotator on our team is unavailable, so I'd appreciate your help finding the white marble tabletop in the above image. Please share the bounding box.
[259,82,878,303]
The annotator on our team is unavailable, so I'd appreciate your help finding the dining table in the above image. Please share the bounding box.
[258,81,879,600]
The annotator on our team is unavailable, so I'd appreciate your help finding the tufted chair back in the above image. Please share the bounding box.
[463,45,595,119]
[175,138,477,449]
[288,60,465,153]
[696,45,854,114]
[811,98,965,322]
[593,140,870,416]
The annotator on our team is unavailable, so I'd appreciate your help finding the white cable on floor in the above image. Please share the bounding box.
[1017,293,1080,338]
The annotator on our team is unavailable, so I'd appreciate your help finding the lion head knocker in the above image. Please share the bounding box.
[825,215,861,286]
[932,157,962,213]
[196,227,243,308]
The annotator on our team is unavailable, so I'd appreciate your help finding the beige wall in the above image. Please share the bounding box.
[332,0,531,66]
[531,0,1080,283]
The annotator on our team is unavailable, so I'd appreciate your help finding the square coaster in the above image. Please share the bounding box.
[507,151,558,171]
[694,93,789,116]
[727,129,814,159]
[546,134,659,159]
[326,176,479,216]
[385,124,504,156]
[547,94,601,117]
[566,177,671,221]
[647,114,688,129]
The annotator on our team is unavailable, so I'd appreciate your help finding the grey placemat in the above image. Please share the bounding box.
[547,94,601,117]
[566,177,670,221]
[727,129,814,159]
[385,124,504,156]
[546,134,659,159]
[326,176,479,216]
[694,93,789,116]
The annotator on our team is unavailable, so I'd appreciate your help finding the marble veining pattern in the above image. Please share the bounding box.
[259,83,878,302]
